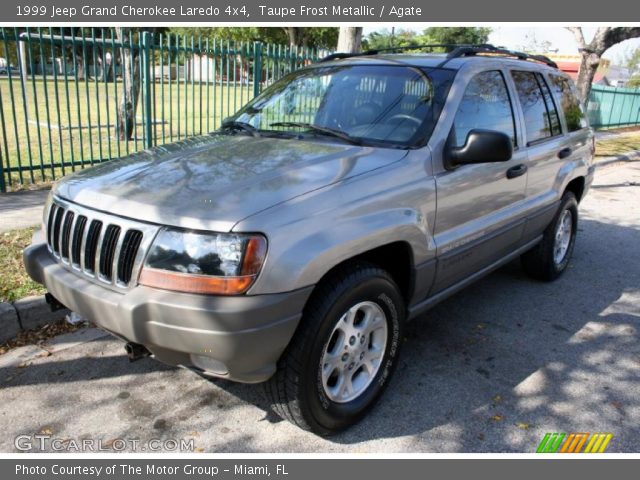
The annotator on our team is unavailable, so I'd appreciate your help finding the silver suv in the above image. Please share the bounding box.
[25,45,595,435]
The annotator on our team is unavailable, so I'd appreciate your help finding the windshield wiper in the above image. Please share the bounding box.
[269,122,362,146]
[220,120,261,137]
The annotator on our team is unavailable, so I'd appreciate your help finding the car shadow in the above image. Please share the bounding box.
[208,217,640,449]
[1,217,638,452]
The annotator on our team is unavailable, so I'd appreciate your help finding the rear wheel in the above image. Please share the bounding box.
[265,263,405,435]
[521,191,578,281]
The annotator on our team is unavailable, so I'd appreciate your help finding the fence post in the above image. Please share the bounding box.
[141,31,154,149]
[253,42,263,98]
[0,150,5,193]
[605,87,618,128]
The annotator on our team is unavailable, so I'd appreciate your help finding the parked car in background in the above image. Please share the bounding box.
[0,65,20,75]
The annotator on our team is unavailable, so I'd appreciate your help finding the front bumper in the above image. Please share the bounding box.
[24,241,312,383]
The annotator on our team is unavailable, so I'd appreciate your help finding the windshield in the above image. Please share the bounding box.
[224,64,456,148]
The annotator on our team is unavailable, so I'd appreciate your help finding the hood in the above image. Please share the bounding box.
[53,134,408,231]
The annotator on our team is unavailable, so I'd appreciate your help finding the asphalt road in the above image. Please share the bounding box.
[1,161,639,453]
[0,189,49,233]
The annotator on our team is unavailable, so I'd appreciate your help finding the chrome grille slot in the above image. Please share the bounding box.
[99,225,121,281]
[60,211,75,260]
[71,215,87,266]
[51,206,65,255]
[84,220,103,274]
[46,204,58,248]
[45,198,158,291]
[117,230,143,285]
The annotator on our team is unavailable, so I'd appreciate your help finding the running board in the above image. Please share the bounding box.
[408,236,542,320]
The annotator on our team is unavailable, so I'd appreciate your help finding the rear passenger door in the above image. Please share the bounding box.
[432,70,529,294]
[508,70,583,242]
[546,73,593,181]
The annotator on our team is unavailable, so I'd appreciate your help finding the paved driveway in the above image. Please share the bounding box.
[1,162,639,453]
[0,189,49,233]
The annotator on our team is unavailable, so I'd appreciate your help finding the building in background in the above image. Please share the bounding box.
[547,54,633,87]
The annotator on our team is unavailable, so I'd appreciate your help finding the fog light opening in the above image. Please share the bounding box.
[190,354,228,376]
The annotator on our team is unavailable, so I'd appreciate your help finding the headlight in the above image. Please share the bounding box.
[139,228,267,295]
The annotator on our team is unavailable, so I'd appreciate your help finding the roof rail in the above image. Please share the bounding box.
[319,43,558,69]
[318,43,489,63]
[445,44,558,68]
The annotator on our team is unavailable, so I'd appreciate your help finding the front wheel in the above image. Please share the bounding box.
[265,263,405,435]
[521,191,578,281]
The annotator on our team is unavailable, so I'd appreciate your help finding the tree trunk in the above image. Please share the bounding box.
[105,52,114,83]
[282,27,306,47]
[575,51,602,103]
[115,28,140,141]
[337,27,363,53]
[70,28,85,80]
[567,27,640,105]
[74,54,85,80]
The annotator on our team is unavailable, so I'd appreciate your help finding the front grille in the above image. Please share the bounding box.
[45,199,157,289]
[51,206,65,254]
[71,215,87,265]
[84,220,103,274]
[99,225,121,281]
[118,230,143,284]
[60,211,74,260]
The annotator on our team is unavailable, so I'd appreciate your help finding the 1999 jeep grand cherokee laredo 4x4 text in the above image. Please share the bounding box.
[25,45,595,435]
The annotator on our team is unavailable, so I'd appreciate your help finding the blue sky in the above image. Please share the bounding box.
[362,26,640,65]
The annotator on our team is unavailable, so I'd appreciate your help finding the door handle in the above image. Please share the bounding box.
[558,147,573,159]
[506,164,528,179]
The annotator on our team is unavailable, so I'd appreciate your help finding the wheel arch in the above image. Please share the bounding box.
[305,241,416,309]
[564,176,586,202]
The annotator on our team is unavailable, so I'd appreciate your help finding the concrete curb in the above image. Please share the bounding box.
[594,150,640,170]
[0,302,20,344]
[0,296,69,344]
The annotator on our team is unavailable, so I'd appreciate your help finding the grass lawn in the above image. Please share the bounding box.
[0,226,87,351]
[0,227,46,302]
[595,130,640,157]
[0,77,253,189]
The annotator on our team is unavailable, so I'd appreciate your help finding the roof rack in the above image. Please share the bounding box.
[445,45,558,68]
[319,43,558,69]
[318,43,485,62]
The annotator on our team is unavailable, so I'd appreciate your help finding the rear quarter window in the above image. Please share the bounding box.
[548,74,588,132]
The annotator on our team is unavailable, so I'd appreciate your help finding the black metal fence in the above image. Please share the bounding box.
[0,28,327,191]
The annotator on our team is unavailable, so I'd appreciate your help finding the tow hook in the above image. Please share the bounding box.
[45,292,66,312]
[124,342,151,362]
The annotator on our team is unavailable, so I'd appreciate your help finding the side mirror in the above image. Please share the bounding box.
[445,129,513,169]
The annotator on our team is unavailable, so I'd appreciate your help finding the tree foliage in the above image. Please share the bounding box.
[168,27,338,49]
[364,27,491,52]
[624,48,640,75]
[421,27,492,47]
[620,47,640,89]
[364,29,419,50]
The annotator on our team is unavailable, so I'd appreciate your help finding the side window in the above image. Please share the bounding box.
[511,70,562,144]
[548,74,588,132]
[537,73,562,136]
[451,70,516,148]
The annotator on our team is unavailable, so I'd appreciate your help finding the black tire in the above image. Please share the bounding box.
[521,191,578,281]
[265,262,405,435]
